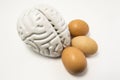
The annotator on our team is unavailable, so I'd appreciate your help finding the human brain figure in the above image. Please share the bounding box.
[17,5,71,57]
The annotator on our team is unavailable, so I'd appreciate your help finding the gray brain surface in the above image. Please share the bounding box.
[17,5,71,57]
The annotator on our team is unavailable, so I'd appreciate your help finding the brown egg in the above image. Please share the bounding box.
[72,36,98,56]
[68,19,89,37]
[62,47,87,74]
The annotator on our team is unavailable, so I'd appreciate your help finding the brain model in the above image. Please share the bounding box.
[17,5,71,57]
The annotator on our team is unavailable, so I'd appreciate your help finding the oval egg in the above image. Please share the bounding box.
[62,47,87,74]
[68,19,89,37]
[72,36,98,56]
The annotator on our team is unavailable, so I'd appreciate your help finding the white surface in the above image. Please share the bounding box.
[0,0,120,80]
[17,5,71,57]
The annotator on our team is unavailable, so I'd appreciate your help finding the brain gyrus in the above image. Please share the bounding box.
[17,5,71,57]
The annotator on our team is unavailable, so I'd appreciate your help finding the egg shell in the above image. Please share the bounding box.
[68,19,89,37]
[72,36,98,56]
[62,47,87,74]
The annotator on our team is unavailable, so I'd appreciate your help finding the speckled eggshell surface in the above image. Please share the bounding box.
[17,5,71,57]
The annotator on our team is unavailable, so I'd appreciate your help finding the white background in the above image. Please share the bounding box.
[0,0,120,80]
